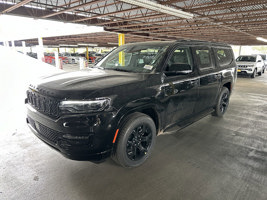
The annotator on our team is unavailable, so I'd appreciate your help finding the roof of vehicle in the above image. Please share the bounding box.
[125,40,230,47]
[238,55,257,57]
[253,54,266,59]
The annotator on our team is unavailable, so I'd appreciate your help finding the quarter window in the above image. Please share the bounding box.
[195,48,212,69]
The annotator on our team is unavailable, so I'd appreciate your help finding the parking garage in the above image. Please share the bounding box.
[1,1,267,200]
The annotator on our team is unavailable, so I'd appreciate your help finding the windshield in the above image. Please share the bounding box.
[95,43,169,73]
[236,56,256,62]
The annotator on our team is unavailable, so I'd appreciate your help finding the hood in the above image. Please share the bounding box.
[30,68,146,99]
[236,61,256,66]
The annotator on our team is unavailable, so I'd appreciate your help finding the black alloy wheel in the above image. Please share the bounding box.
[213,87,230,117]
[126,124,153,161]
[112,112,156,168]
[219,92,229,114]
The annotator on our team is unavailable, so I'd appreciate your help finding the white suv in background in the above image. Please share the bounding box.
[236,55,264,78]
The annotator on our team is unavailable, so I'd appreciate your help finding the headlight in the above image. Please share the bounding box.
[59,98,110,113]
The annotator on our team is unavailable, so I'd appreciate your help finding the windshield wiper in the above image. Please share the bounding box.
[107,68,131,72]
[93,66,104,70]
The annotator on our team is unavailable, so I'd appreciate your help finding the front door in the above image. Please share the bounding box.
[160,46,199,127]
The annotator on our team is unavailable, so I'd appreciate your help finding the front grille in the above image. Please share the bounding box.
[28,117,60,144]
[27,90,60,118]
[238,65,253,68]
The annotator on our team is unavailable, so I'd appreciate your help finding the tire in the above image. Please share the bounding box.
[213,87,230,117]
[112,112,156,168]
[258,69,262,76]
[251,69,256,78]
[263,68,265,74]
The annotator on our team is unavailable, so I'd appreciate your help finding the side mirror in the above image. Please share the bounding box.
[257,60,261,62]
[165,63,192,76]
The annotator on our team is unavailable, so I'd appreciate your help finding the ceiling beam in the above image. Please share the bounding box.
[41,0,106,18]
[186,0,266,12]
[1,0,33,14]
[71,7,141,23]
[94,13,166,26]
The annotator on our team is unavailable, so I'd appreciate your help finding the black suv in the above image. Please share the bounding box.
[26,40,237,167]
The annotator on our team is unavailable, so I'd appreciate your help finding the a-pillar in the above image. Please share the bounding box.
[118,33,125,66]
[37,37,44,62]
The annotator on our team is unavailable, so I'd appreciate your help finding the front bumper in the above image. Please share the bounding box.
[26,104,117,162]
[237,70,253,75]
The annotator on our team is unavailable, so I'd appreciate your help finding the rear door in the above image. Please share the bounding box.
[192,46,221,113]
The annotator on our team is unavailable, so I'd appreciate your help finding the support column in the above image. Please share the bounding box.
[79,57,85,70]
[22,41,26,54]
[238,46,242,56]
[118,33,125,66]
[5,41,10,47]
[37,37,44,62]
[54,51,61,69]
[11,40,15,50]
[86,46,89,61]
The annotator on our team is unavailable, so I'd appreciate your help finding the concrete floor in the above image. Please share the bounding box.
[1,66,267,199]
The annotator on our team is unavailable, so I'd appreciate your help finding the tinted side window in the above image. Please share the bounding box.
[214,48,233,67]
[166,47,193,72]
[194,47,213,69]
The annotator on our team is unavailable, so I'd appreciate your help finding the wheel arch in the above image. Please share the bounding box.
[117,106,161,135]
[223,82,232,92]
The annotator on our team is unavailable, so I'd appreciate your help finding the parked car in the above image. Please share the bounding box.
[26,40,237,168]
[236,55,264,78]
[44,53,69,64]
[27,52,37,59]
[61,52,82,64]
[78,53,96,63]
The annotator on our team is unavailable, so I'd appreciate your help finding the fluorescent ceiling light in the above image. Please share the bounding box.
[45,45,60,48]
[77,43,98,46]
[59,44,78,47]
[120,0,193,19]
[256,37,267,43]
[0,1,14,5]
